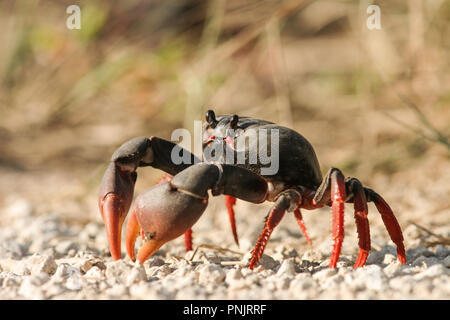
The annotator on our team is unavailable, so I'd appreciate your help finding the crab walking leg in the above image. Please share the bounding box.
[347,179,371,268]
[249,190,301,270]
[184,229,193,252]
[329,169,346,269]
[310,168,347,268]
[293,208,312,245]
[225,195,239,247]
[368,189,406,264]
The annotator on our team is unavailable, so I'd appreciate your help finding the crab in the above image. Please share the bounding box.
[98,110,406,269]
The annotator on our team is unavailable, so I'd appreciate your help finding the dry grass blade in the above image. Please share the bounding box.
[188,243,243,261]
[381,93,450,150]
[397,93,450,151]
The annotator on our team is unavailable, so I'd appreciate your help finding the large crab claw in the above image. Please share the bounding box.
[125,182,208,262]
[98,162,136,260]
[99,136,199,260]
[125,163,269,263]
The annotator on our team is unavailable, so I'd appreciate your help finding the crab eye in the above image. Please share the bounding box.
[230,115,239,129]
[205,110,218,128]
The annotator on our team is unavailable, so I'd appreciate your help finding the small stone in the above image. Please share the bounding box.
[80,223,101,240]
[0,241,26,259]
[276,276,292,290]
[225,268,243,283]
[106,284,128,298]
[435,245,448,258]
[257,254,279,270]
[1,272,21,287]
[301,249,323,263]
[105,260,131,281]
[414,264,448,280]
[198,264,226,285]
[357,266,388,291]
[30,273,50,286]
[312,268,337,281]
[29,254,57,275]
[45,284,66,298]
[18,276,45,299]
[322,274,344,289]
[84,266,104,280]
[15,262,31,276]
[126,265,147,285]
[65,275,83,291]
[154,265,174,278]
[383,261,404,277]
[276,260,296,277]
[53,263,81,281]
[389,275,414,294]
[146,257,165,267]
[55,241,78,257]
[443,256,450,268]
[408,247,434,260]
[290,274,316,291]
[382,253,397,265]
[366,250,384,264]
[3,198,33,218]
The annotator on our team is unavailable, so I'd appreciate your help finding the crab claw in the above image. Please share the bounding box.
[98,162,136,260]
[126,181,208,263]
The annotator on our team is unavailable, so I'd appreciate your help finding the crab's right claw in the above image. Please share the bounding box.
[98,162,136,260]
[125,181,209,263]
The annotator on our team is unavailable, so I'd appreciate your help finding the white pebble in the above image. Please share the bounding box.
[313,268,337,281]
[414,264,448,280]
[198,264,226,285]
[277,260,296,277]
[126,265,147,285]
[435,245,448,258]
[84,266,104,280]
[301,249,323,263]
[18,276,45,299]
[382,253,397,265]
[29,254,57,275]
[65,275,83,291]
[443,256,450,268]
[54,263,81,280]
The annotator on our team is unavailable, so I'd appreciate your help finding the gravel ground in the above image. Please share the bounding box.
[0,195,448,300]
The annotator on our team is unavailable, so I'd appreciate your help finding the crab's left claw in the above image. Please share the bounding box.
[98,162,136,260]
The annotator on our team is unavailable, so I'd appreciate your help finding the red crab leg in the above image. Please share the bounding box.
[184,228,193,252]
[329,170,346,269]
[249,202,287,270]
[249,190,300,269]
[293,208,312,245]
[370,191,406,264]
[225,195,239,247]
[352,183,370,268]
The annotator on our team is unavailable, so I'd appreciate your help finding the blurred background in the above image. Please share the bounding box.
[0,0,448,242]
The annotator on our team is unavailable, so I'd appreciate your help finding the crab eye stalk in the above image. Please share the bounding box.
[230,115,239,129]
[206,110,218,128]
